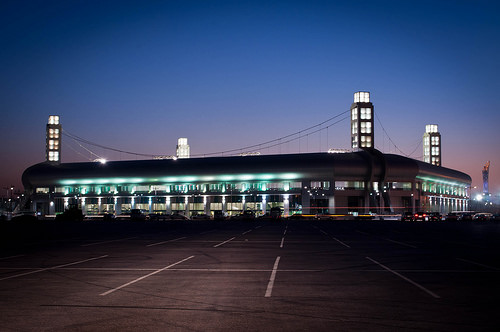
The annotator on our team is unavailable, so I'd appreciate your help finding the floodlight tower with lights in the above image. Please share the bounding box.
[350,91,374,150]
[46,115,61,164]
[423,124,441,166]
[176,138,190,159]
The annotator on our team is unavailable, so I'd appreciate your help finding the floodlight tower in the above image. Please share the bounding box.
[350,91,374,150]
[46,115,61,164]
[423,124,441,166]
[176,138,190,159]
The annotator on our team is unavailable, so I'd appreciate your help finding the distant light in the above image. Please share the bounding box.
[48,115,60,125]
[354,91,370,103]
[239,152,261,156]
[425,124,438,133]
[327,148,351,154]
[475,194,483,201]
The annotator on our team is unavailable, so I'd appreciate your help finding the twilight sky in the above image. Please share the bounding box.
[1,0,499,198]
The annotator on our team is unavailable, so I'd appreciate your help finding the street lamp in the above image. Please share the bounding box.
[9,186,14,212]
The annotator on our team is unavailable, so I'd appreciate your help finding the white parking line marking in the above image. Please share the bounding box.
[384,238,417,248]
[213,237,236,248]
[456,258,499,270]
[366,257,440,298]
[0,255,108,281]
[332,237,351,248]
[146,237,187,247]
[100,255,195,296]
[81,237,137,247]
[0,255,24,261]
[242,229,253,235]
[280,225,288,248]
[265,256,281,297]
[313,226,350,248]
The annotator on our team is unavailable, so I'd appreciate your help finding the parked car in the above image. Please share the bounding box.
[413,212,429,221]
[230,210,256,221]
[428,212,442,221]
[213,210,227,221]
[269,207,283,221]
[445,212,459,221]
[191,213,211,220]
[400,212,414,222]
[130,209,146,221]
[458,212,474,221]
[170,213,189,221]
[473,213,493,221]
[148,213,170,221]
[99,213,115,221]
[55,204,84,222]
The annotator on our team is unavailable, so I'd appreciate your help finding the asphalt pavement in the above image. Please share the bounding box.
[0,219,499,331]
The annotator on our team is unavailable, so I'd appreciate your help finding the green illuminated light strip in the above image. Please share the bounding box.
[416,175,469,187]
[59,173,301,186]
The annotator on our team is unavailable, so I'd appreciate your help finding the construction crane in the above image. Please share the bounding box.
[482,161,490,196]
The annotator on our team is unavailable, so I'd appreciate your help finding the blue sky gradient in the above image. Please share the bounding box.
[1,0,499,197]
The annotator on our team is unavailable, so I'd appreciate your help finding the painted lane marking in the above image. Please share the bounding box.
[355,229,415,249]
[366,257,440,299]
[280,225,288,248]
[213,237,236,248]
[100,255,195,296]
[331,237,351,248]
[265,256,281,297]
[0,255,108,281]
[313,226,350,248]
[81,237,137,247]
[146,237,187,247]
[242,229,253,235]
[384,238,417,249]
[0,255,25,261]
[456,258,499,270]
[318,229,328,236]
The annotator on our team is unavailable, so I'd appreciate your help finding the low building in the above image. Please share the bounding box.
[22,149,471,217]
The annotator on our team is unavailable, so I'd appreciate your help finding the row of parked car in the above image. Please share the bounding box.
[97,208,283,221]
[400,211,500,222]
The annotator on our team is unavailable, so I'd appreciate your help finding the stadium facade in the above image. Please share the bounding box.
[22,149,471,217]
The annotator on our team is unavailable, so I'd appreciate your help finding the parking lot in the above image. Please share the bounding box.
[0,220,499,331]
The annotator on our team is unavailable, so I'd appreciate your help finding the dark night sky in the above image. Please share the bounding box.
[1,0,499,198]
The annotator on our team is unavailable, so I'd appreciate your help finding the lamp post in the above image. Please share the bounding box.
[10,186,14,212]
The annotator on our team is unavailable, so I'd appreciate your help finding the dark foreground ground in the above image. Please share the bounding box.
[0,219,499,331]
